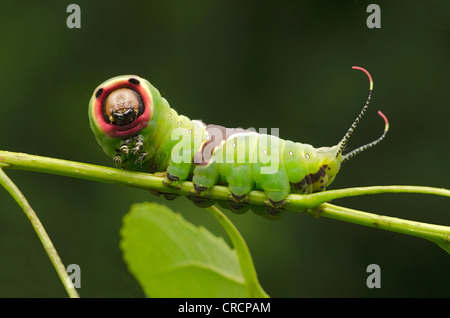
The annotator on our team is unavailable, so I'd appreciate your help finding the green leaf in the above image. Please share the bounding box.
[120,202,246,297]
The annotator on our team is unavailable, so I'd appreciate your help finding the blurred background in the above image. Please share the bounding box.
[0,0,449,297]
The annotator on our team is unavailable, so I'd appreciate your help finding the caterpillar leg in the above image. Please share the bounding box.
[163,133,197,189]
[112,138,132,168]
[120,137,133,155]
[250,203,286,220]
[113,135,148,168]
[189,159,221,207]
[227,193,251,214]
[162,192,180,200]
[113,154,124,168]
[187,184,216,208]
[130,135,147,164]
[162,172,182,190]
[251,165,290,218]
[264,198,287,216]
[150,171,181,200]
[216,136,254,214]
[131,135,144,154]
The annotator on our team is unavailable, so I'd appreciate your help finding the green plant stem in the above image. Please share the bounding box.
[0,168,79,298]
[207,205,269,298]
[290,185,450,210]
[0,150,449,253]
[2,150,449,206]
[319,203,450,253]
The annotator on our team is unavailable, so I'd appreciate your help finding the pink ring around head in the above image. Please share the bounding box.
[93,79,151,138]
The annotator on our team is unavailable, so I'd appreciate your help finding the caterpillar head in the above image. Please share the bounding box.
[89,75,152,139]
[89,75,156,159]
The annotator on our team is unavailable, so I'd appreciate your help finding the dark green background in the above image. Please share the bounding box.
[0,0,448,297]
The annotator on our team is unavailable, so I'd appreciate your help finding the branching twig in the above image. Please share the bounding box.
[0,150,449,254]
[0,168,80,298]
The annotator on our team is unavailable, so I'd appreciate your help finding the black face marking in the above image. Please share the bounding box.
[102,88,144,125]
[128,78,140,85]
[96,88,103,98]
[112,108,137,126]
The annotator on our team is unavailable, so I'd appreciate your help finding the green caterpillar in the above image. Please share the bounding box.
[89,66,389,219]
